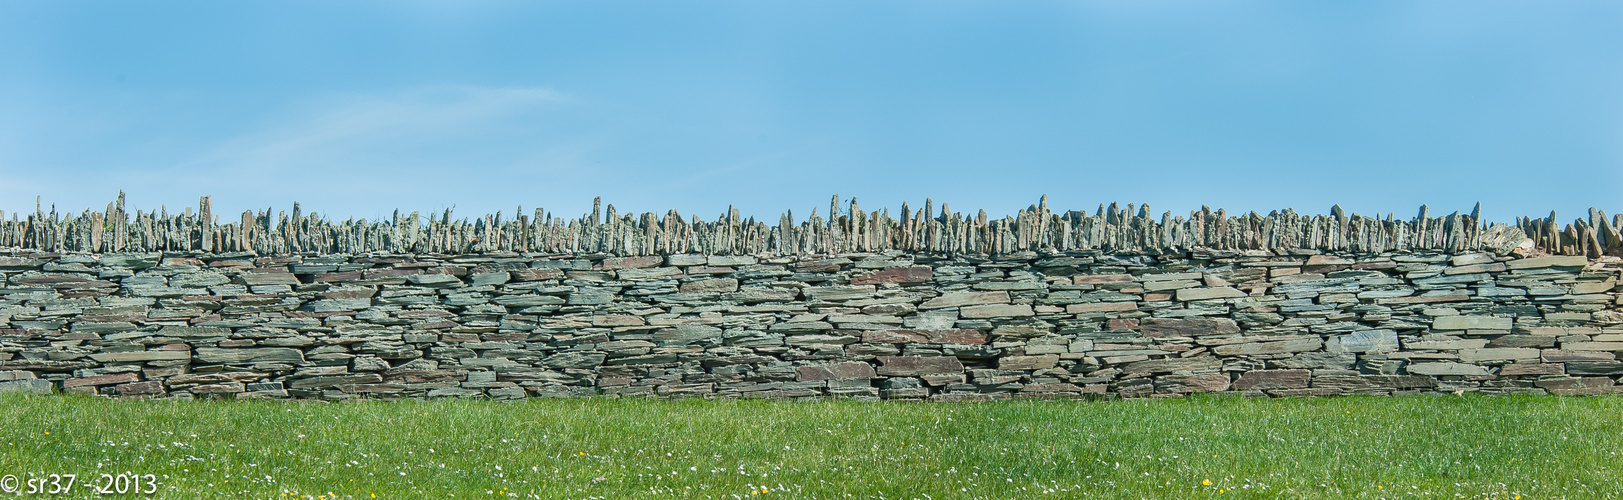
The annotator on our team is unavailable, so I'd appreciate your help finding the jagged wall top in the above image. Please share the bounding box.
[1,193,1618,257]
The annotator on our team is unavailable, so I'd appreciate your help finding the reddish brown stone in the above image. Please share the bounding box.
[1140,318,1241,338]
[115,381,164,395]
[1536,376,1617,396]
[63,372,138,388]
[876,356,964,376]
[1107,318,1141,331]
[1233,370,1310,390]
[850,266,933,285]
[796,362,877,381]
[1158,373,1231,393]
[1499,363,1564,376]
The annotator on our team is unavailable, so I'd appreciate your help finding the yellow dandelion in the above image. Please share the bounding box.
[1203,479,1211,486]
[1377,485,1383,490]
[579,452,586,456]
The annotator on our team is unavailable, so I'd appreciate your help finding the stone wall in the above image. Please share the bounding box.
[3,247,1622,400]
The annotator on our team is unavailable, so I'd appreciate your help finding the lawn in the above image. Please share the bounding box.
[1,394,1619,499]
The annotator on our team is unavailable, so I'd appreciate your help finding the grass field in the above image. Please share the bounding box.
[2,394,1621,499]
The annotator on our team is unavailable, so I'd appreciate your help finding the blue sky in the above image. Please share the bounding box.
[1,1,1619,224]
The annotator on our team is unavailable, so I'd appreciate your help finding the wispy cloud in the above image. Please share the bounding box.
[46,85,599,219]
[181,86,570,176]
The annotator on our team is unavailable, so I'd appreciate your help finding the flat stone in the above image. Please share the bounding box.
[850,266,933,285]
[1490,335,1557,348]
[1499,363,1565,376]
[115,380,165,395]
[804,285,877,302]
[405,273,462,286]
[88,350,192,362]
[1073,274,1134,285]
[1213,338,1322,356]
[1311,375,1436,390]
[1175,287,1247,301]
[1066,302,1138,314]
[1566,361,1623,375]
[862,329,987,345]
[1121,356,1221,374]
[1140,318,1241,338]
[919,291,1009,309]
[1330,330,1399,353]
[190,382,246,394]
[960,304,1035,318]
[1536,376,1616,396]
[617,267,682,280]
[876,356,964,376]
[1432,316,1512,331]
[160,326,232,338]
[651,324,723,344]
[1406,362,1491,376]
[1542,350,1615,363]
[1563,342,1623,351]
[1504,256,1588,269]
[1377,293,1468,305]
[237,272,301,286]
[469,272,511,286]
[796,362,877,381]
[680,278,739,293]
[1456,348,1540,363]
[287,373,384,390]
[708,256,758,266]
[599,256,663,270]
[1157,373,1230,393]
[195,347,305,364]
[100,253,161,269]
[542,351,606,369]
[1233,370,1310,390]
[1403,339,1488,350]
[998,355,1059,371]
[591,315,646,327]
[63,372,138,388]
[665,255,708,266]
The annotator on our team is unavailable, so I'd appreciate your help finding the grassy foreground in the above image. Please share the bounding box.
[2,395,1621,499]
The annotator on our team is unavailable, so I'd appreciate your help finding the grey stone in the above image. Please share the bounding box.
[1406,362,1490,376]
[195,347,305,364]
[1432,316,1512,331]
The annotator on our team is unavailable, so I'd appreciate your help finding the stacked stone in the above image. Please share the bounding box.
[1,246,1620,400]
[13,195,1623,257]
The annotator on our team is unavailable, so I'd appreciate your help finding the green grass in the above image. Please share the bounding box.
[2,394,1621,499]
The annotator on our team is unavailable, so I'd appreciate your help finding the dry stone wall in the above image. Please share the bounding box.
[3,247,1623,400]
